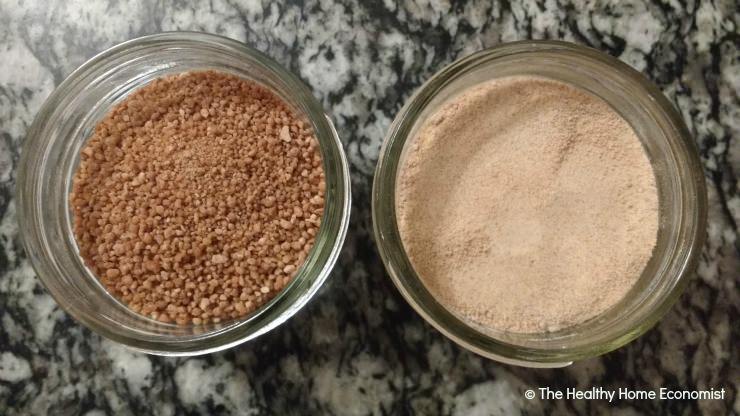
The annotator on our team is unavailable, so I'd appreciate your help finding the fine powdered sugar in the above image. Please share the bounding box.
[397,76,659,333]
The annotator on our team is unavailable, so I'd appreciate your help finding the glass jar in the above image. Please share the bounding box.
[372,41,707,367]
[17,32,351,355]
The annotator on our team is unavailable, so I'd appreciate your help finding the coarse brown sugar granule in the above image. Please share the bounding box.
[396,76,659,333]
[70,71,325,325]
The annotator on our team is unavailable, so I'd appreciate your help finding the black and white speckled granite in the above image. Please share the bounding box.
[0,1,738,415]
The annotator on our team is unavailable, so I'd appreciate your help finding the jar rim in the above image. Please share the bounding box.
[17,31,351,355]
[372,40,707,366]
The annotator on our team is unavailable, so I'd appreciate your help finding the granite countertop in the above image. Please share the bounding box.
[0,1,737,415]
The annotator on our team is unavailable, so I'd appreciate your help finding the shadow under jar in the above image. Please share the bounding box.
[372,41,707,367]
[18,32,351,355]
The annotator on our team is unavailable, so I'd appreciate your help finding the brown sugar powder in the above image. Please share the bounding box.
[397,76,659,333]
[70,71,325,325]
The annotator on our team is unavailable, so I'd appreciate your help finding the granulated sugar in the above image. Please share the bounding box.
[71,71,325,325]
[397,76,659,333]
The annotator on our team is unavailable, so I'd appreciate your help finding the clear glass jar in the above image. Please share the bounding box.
[372,41,707,367]
[17,32,351,355]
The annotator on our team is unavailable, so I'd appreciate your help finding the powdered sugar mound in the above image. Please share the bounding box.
[397,76,659,333]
